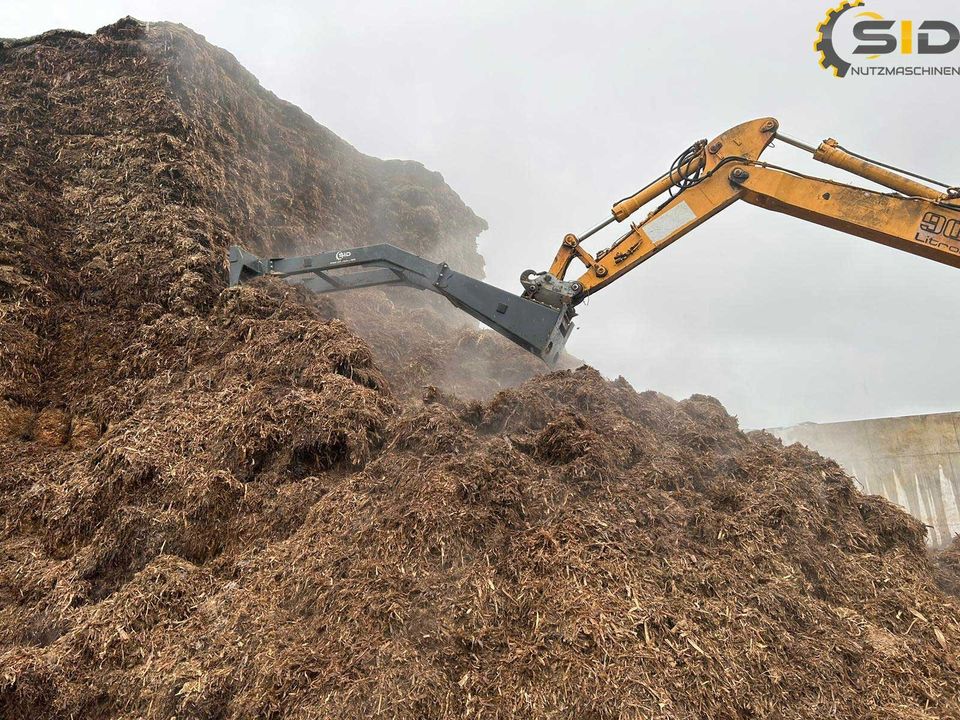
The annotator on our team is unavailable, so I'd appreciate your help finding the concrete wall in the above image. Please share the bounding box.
[767,412,960,548]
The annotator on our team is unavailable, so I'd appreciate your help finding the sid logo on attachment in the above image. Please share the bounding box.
[334,250,353,261]
[816,1,960,77]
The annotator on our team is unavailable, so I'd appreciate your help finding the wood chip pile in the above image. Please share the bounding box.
[1,18,958,720]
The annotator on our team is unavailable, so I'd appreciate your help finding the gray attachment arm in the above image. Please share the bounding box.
[228,244,574,365]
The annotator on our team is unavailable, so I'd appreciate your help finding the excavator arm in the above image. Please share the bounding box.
[231,116,958,365]
[530,117,960,305]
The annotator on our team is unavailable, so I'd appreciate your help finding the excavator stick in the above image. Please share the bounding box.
[228,245,575,365]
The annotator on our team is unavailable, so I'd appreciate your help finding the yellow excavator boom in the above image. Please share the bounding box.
[533,117,960,305]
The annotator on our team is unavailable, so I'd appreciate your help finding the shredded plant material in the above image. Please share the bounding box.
[1,18,958,720]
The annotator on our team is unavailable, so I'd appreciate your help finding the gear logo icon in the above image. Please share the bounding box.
[815,0,864,77]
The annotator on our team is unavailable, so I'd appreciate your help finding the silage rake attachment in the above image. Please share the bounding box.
[228,244,574,365]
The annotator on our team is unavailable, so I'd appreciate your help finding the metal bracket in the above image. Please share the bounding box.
[519,270,581,308]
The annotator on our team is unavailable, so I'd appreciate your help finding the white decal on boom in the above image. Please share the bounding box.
[642,200,697,244]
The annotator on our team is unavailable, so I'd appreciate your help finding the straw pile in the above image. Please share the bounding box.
[1,18,958,720]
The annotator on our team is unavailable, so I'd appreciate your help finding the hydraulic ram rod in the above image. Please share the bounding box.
[776,132,955,201]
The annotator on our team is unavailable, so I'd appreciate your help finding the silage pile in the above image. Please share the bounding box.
[1,18,959,720]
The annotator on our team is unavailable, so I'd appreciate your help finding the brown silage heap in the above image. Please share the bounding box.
[1,18,958,720]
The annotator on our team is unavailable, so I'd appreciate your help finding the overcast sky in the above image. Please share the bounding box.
[5,1,958,428]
